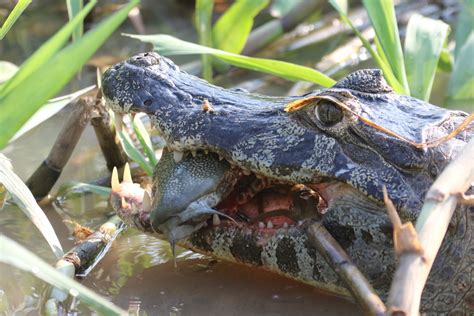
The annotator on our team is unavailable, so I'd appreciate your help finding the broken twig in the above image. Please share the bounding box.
[307,221,386,315]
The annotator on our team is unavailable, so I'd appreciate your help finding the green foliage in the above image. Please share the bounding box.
[448,32,474,100]
[66,0,84,42]
[117,130,154,176]
[330,0,472,102]
[454,0,474,59]
[212,0,269,54]
[362,0,409,93]
[0,0,31,40]
[404,14,449,101]
[0,235,127,315]
[57,181,112,199]
[195,0,214,81]
[0,0,139,149]
[10,86,95,142]
[126,34,336,87]
[133,115,158,166]
[115,113,158,176]
[329,0,405,93]
[0,154,63,258]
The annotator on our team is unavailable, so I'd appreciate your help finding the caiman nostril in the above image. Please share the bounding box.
[143,99,153,107]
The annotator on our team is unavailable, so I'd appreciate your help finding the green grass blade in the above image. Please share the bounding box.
[329,0,405,93]
[66,0,84,42]
[0,154,63,258]
[454,0,474,59]
[448,32,474,100]
[0,235,127,316]
[212,0,269,54]
[195,0,214,81]
[117,130,154,176]
[362,0,409,93]
[0,0,31,40]
[404,14,449,101]
[132,115,158,166]
[57,181,111,199]
[126,34,336,87]
[10,86,95,142]
[0,0,97,95]
[0,0,139,149]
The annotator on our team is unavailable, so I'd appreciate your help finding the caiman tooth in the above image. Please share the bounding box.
[267,221,274,229]
[212,214,221,226]
[143,191,152,213]
[218,155,224,161]
[258,222,265,229]
[283,222,289,228]
[123,162,132,183]
[242,169,251,176]
[191,150,197,157]
[173,151,184,163]
[111,167,120,192]
[121,197,129,208]
[115,113,124,133]
[204,149,209,155]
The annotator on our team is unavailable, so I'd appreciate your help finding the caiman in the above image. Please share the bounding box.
[101,52,473,314]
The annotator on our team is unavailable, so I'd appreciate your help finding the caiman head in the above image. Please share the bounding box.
[102,52,472,313]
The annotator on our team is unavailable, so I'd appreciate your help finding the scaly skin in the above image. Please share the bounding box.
[103,52,473,313]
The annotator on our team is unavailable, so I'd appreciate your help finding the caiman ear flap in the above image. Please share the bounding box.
[333,69,393,94]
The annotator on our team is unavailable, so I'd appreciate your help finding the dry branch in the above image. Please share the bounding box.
[307,221,386,315]
[386,138,474,314]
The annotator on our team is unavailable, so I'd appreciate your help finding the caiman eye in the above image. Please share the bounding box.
[315,101,343,126]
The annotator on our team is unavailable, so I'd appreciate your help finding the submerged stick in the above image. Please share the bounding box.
[386,138,474,314]
[47,216,124,313]
[307,222,386,315]
[26,98,92,200]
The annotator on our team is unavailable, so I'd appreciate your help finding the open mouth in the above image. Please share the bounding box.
[171,150,327,232]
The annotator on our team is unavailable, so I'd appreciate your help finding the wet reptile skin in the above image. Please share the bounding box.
[102,52,473,314]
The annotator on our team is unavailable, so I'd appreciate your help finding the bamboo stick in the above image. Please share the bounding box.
[386,138,474,314]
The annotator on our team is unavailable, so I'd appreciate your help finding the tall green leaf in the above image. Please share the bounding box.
[66,0,84,42]
[329,0,405,93]
[0,0,97,95]
[404,14,449,101]
[117,130,154,176]
[0,154,63,258]
[10,86,95,142]
[0,0,139,149]
[195,0,214,81]
[454,0,474,58]
[362,0,409,94]
[126,34,336,87]
[212,0,269,54]
[133,115,158,166]
[448,32,474,100]
[0,235,127,315]
[0,0,31,40]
